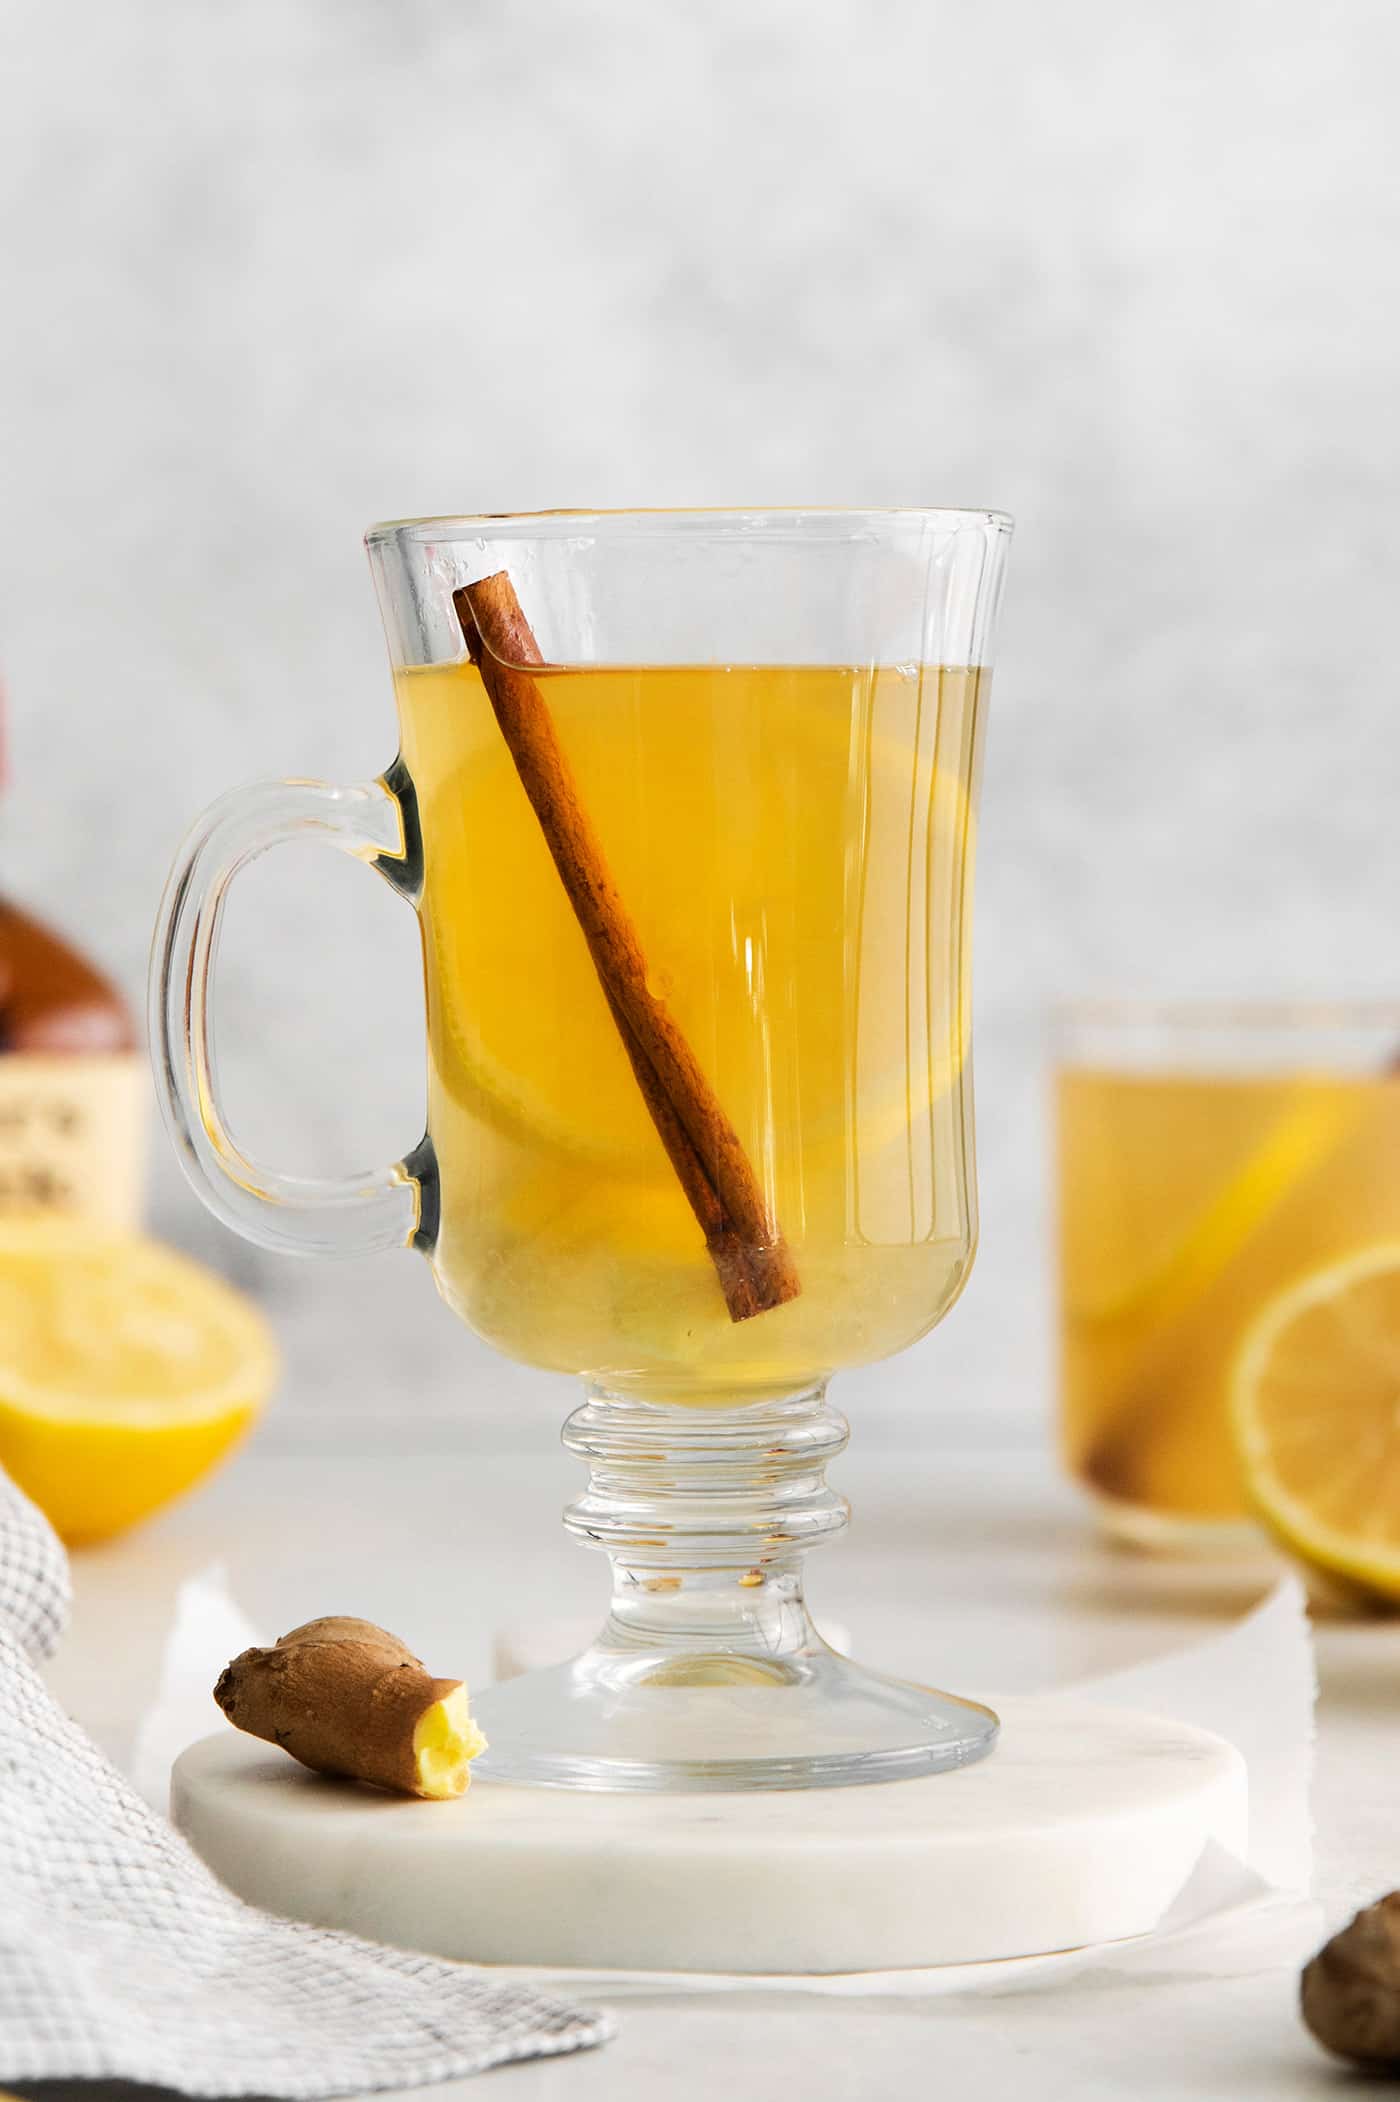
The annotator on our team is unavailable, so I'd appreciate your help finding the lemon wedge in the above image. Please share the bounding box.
[1232,1242,1400,1601]
[0,1222,278,1543]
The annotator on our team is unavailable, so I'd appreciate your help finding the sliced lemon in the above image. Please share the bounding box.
[0,1222,278,1544]
[1232,1242,1400,1600]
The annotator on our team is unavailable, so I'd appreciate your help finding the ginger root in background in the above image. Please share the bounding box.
[1302,1894,1400,2067]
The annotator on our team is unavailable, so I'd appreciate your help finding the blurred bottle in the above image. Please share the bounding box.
[0,682,144,1225]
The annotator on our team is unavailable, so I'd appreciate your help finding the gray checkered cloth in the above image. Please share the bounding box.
[0,1470,613,2094]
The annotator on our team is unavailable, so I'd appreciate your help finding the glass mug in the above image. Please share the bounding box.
[153,508,1012,1790]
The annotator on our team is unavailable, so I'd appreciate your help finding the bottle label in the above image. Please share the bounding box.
[0,1054,146,1226]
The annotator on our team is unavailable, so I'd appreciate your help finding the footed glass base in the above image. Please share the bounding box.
[471,1640,998,1792]
[470,1383,999,1792]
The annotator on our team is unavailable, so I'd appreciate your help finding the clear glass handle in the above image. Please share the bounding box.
[149,775,425,1258]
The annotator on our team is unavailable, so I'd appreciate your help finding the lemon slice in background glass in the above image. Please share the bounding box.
[0,1223,278,1544]
[1232,1242,1400,1603]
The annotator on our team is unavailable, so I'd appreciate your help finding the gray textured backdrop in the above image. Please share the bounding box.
[2,0,1398,1444]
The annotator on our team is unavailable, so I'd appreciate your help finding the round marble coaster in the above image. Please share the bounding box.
[172,1697,1246,1974]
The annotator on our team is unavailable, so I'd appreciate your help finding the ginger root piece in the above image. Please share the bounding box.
[1302,1892,1400,2066]
[214,1616,486,1800]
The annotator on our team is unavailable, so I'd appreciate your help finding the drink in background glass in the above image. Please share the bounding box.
[1056,1004,1400,1546]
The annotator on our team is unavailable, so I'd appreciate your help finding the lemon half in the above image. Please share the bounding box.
[0,1223,278,1543]
[1232,1242,1400,1602]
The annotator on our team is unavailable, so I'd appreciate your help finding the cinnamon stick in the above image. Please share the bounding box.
[452,573,800,1322]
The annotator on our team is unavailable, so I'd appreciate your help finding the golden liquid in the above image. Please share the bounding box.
[1058,1068,1400,1523]
[395,659,986,1401]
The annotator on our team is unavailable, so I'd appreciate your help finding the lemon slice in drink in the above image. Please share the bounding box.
[0,1223,278,1544]
[1232,1243,1400,1601]
[417,661,975,1170]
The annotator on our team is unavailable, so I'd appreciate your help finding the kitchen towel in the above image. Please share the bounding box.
[0,1466,612,2096]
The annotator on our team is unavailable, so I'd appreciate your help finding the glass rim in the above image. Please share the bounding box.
[365,505,1015,546]
[1052,997,1400,1034]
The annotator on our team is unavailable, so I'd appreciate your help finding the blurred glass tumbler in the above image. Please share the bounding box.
[1057,1003,1400,1548]
[152,509,1011,1790]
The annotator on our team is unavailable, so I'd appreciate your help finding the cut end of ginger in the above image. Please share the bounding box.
[215,1618,486,1799]
[412,1683,488,1799]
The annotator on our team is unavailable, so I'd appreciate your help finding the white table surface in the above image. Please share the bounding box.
[28,1414,1400,2101]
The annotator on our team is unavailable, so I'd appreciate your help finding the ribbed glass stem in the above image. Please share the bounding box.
[563,1384,849,1664]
